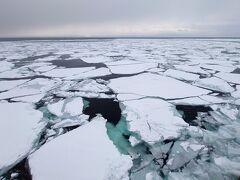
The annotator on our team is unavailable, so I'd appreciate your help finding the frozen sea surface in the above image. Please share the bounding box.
[0,38,240,180]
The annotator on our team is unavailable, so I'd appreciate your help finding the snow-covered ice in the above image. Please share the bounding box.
[215,72,240,84]
[109,73,210,99]
[0,102,44,176]
[121,98,188,144]
[44,67,95,78]
[107,63,157,74]
[194,77,235,93]
[28,116,132,180]
[0,39,240,179]
[164,69,199,81]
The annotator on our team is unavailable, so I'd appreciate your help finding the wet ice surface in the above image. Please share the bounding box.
[0,39,240,180]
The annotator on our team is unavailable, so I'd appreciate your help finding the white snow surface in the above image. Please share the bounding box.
[108,63,157,74]
[66,67,111,80]
[109,73,210,99]
[44,67,95,78]
[0,61,14,72]
[29,116,132,180]
[0,102,44,176]
[0,78,59,100]
[194,77,235,93]
[64,97,83,116]
[174,65,209,75]
[0,79,29,91]
[164,69,199,81]
[121,98,188,144]
[215,72,240,84]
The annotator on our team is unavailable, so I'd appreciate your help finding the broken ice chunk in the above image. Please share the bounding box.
[200,64,236,73]
[0,80,29,92]
[194,77,234,93]
[231,85,240,98]
[82,56,112,63]
[167,139,204,170]
[69,79,110,93]
[174,65,209,75]
[52,117,88,129]
[63,97,83,116]
[117,93,145,101]
[65,67,111,80]
[215,72,240,84]
[12,93,45,103]
[109,73,210,99]
[0,102,44,176]
[121,98,188,144]
[164,69,200,81]
[0,78,60,100]
[214,157,240,176]
[47,100,65,117]
[107,63,157,74]
[0,61,14,72]
[44,67,95,78]
[28,116,132,180]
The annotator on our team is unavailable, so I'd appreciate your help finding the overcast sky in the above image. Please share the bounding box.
[0,0,240,37]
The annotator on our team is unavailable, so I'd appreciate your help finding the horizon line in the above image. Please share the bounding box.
[0,36,240,41]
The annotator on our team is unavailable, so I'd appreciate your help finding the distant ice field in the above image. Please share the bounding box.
[0,39,240,180]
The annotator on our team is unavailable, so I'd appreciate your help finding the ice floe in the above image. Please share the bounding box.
[29,116,132,180]
[164,69,199,81]
[0,79,29,92]
[215,72,240,84]
[194,77,235,93]
[0,102,44,176]
[0,61,14,73]
[109,73,210,99]
[66,67,111,80]
[44,67,95,78]
[121,98,188,144]
[107,63,157,74]
[174,65,209,75]
[0,78,59,100]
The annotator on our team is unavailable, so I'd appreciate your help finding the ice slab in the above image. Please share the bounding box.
[164,69,199,81]
[29,116,132,180]
[174,65,209,75]
[0,78,59,100]
[52,116,88,129]
[117,93,145,101]
[44,67,95,78]
[66,67,111,80]
[12,93,45,103]
[64,97,83,116]
[69,79,110,93]
[169,97,209,106]
[0,102,44,175]
[82,56,112,63]
[200,64,236,73]
[215,72,240,84]
[214,157,240,176]
[34,65,56,73]
[47,100,65,117]
[121,98,188,144]
[0,80,29,92]
[109,73,210,99]
[105,59,141,66]
[0,61,14,72]
[167,139,204,170]
[231,85,240,98]
[194,77,234,93]
[108,63,157,74]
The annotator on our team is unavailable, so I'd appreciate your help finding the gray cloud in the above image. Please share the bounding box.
[0,0,240,37]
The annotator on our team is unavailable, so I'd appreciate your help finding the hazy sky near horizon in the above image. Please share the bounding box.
[0,0,240,37]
